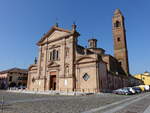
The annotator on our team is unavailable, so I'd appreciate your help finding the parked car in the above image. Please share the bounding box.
[9,86,18,90]
[132,87,142,94]
[18,86,26,89]
[113,88,132,95]
[113,89,124,95]
[144,85,150,91]
[127,87,136,94]
[121,88,132,95]
[137,85,145,92]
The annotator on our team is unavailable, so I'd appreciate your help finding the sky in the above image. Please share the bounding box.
[0,0,150,75]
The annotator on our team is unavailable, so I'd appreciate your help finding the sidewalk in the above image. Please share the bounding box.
[6,89,96,96]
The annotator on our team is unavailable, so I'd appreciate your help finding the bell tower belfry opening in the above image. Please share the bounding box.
[112,9,129,75]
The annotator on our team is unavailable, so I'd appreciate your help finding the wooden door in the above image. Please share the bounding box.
[50,75,56,90]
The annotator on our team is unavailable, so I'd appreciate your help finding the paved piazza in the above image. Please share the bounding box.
[0,91,150,113]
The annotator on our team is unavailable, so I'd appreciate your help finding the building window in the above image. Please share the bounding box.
[117,37,121,42]
[9,76,12,81]
[50,52,52,60]
[56,50,59,60]
[114,21,121,28]
[119,61,122,66]
[142,77,145,80]
[83,73,89,81]
[52,50,55,60]
[50,49,59,61]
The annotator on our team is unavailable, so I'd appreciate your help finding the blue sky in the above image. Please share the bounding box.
[0,0,150,75]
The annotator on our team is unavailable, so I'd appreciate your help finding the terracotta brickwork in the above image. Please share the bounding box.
[27,9,141,93]
[112,9,129,75]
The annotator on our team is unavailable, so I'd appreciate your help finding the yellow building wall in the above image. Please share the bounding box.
[134,74,150,85]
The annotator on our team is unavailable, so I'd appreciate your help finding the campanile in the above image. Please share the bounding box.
[112,9,129,75]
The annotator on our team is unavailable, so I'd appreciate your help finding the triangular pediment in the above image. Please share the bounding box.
[44,30,70,43]
[37,26,73,45]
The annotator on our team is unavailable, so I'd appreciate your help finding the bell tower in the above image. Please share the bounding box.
[112,9,129,75]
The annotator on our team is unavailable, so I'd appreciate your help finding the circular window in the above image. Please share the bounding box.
[83,73,89,81]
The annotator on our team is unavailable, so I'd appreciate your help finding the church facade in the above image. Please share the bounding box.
[27,9,141,93]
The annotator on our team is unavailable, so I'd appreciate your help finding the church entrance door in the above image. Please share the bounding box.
[50,75,56,90]
[49,71,57,90]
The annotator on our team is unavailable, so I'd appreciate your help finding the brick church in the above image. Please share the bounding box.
[27,9,141,93]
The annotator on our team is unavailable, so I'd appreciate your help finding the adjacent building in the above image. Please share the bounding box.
[134,72,150,85]
[27,9,141,93]
[0,68,28,89]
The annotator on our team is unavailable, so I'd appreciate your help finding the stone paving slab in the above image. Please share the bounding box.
[114,94,150,113]
[0,91,130,113]
[92,92,150,113]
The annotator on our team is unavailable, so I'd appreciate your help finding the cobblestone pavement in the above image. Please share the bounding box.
[0,90,131,113]
[113,93,150,113]
[84,92,150,113]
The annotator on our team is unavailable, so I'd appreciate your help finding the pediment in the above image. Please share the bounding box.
[47,61,60,68]
[44,31,70,44]
[37,26,72,45]
[76,56,97,64]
